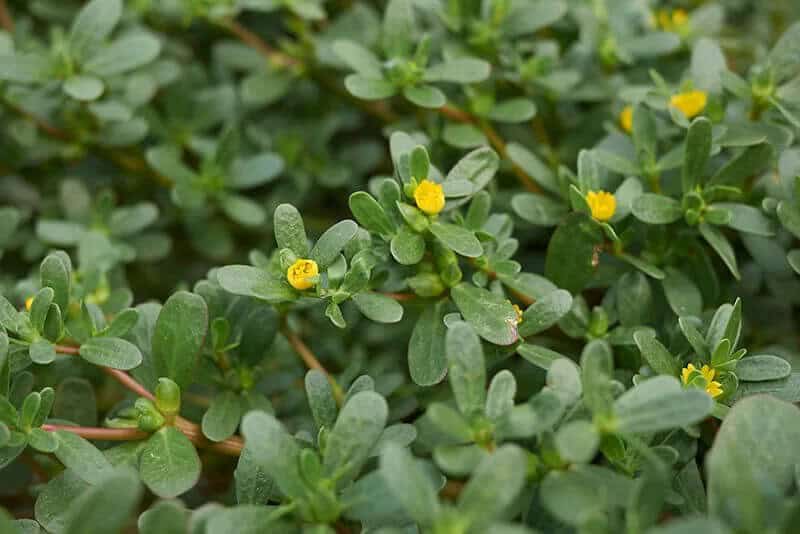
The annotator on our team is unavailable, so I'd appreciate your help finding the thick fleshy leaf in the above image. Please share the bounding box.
[139,427,202,498]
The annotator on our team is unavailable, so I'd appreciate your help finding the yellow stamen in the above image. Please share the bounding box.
[585,191,616,222]
[287,259,319,290]
[413,179,445,215]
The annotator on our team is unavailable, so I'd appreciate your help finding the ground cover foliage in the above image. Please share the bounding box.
[2,0,800,532]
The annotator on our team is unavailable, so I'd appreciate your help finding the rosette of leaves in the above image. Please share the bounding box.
[722,22,800,126]
[0,0,161,105]
[215,203,403,328]
[146,128,284,228]
[35,180,171,267]
[333,0,491,108]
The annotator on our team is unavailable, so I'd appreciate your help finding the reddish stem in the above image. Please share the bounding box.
[42,424,149,441]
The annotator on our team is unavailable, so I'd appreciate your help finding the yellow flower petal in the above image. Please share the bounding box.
[287,258,319,290]
[707,381,723,398]
[25,296,34,311]
[670,90,707,119]
[681,363,696,384]
[413,179,445,215]
[585,190,616,222]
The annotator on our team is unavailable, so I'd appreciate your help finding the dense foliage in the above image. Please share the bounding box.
[2,0,800,532]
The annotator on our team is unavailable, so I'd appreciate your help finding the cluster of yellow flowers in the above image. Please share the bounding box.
[656,8,689,33]
[619,89,707,133]
[682,363,723,398]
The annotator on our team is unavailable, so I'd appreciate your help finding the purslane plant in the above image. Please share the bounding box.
[2,1,800,533]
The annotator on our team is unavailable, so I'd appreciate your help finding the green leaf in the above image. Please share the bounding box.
[30,339,56,365]
[633,329,680,376]
[217,265,295,303]
[699,223,740,279]
[614,376,713,434]
[206,505,290,534]
[485,370,516,421]
[62,468,142,534]
[202,391,242,442]
[0,53,51,83]
[503,0,567,36]
[352,292,404,323]
[79,336,142,370]
[445,322,486,416]
[403,85,447,108]
[36,220,85,246]
[505,143,559,194]
[424,57,491,84]
[34,470,89,533]
[380,443,440,526]
[69,0,123,60]
[138,501,187,534]
[580,340,615,416]
[457,445,527,525]
[682,117,712,192]
[323,391,388,485]
[777,201,800,239]
[714,203,776,236]
[84,34,161,76]
[632,194,683,224]
[240,411,306,500]
[382,0,414,57]
[545,214,604,293]
[451,283,518,346]
[53,431,113,484]
[554,420,599,464]
[518,289,573,337]
[662,267,703,316]
[305,369,338,429]
[229,154,284,189]
[708,144,774,186]
[707,396,800,532]
[429,222,483,258]
[349,191,395,236]
[408,300,448,386]
[736,354,791,382]
[152,291,209,388]
[332,40,382,77]
[220,194,267,227]
[63,75,105,101]
[40,254,71,313]
[344,74,396,100]
[517,344,563,370]
[391,225,426,265]
[511,193,567,227]
[140,427,201,498]
[311,220,358,268]
[273,203,310,257]
[488,98,537,123]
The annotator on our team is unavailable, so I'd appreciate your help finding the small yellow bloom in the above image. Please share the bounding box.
[512,304,524,325]
[670,90,707,119]
[681,363,723,398]
[619,105,633,133]
[25,296,33,311]
[413,179,445,215]
[658,9,689,32]
[287,259,319,290]
[586,191,616,222]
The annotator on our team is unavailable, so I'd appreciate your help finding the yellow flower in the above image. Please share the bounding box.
[670,90,707,119]
[413,179,445,215]
[681,363,723,398]
[658,9,689,32]
[619,105,633,133]
[25,296,33,311]
[586,191,616,222]
[287,259,319,290]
